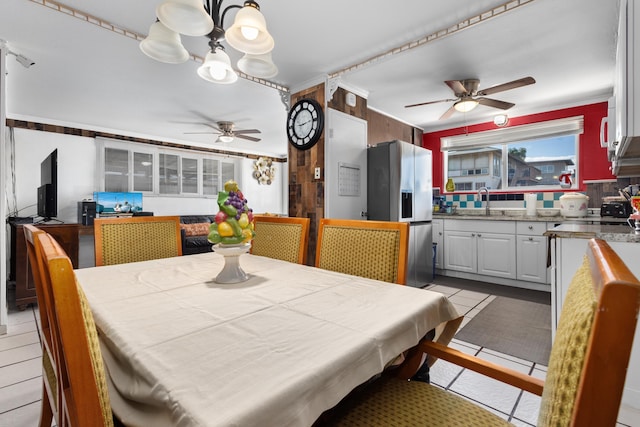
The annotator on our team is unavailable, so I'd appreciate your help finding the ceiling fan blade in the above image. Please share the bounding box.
[477,76,535,96]
[232,129,261,134]
[445,80,467,95]
[405,98,457,108]
[439,105,457,120]
[477,97,515,110]
[236,134,261,142]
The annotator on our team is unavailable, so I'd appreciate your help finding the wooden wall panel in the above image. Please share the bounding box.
[366,109,420,146]
[328,87,367,120]
[288,83,325,265]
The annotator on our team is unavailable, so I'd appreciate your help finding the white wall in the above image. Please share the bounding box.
[7,129,287,221]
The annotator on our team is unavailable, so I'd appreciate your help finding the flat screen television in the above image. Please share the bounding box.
[37,149,57,220]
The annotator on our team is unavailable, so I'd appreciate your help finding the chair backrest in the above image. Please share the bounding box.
[538,238,640,427]
[36,231,114,427]
[94,215,182,266]
[23,224,63,425]
[315,219,409,285]
[251,215,310,264]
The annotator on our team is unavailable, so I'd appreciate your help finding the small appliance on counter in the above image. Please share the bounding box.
[628,196,640,234]
[559,192,588,218]
[600,196,633,218]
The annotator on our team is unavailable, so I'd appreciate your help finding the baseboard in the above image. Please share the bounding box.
[437,269,551,293]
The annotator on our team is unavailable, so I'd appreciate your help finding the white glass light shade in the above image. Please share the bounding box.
[217,135,234,143]
[453,99,479,113]
[140,21,189,64]
[197,49,238,84]
[225,6,274,55]
[237,51,278,78]
[156,0,214,37]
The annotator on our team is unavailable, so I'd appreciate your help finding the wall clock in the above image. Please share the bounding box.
[287,98,324,150]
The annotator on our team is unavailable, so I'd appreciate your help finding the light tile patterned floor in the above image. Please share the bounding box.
[1,280,638,426]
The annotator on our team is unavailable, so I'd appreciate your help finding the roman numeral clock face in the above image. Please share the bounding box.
[287,98,324,150]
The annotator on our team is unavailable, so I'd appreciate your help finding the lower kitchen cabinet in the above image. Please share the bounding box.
[516,221,549,284]
[443,220,516,279]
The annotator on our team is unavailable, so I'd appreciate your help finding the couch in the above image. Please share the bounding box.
[179,215,215,255]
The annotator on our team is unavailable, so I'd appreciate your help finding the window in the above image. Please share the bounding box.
[441,116,582,192]
[104,148,129,192]
[133,152,153,192]
[100,139,238,197]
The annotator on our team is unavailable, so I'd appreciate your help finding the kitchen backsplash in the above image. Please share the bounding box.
[440,192,565,210]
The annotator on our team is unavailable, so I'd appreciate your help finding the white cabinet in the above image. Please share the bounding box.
[432,219,444,269]
[444,230,476,273]
[477,232,516,279]
[516,222,549,284]
[443,220,516,279]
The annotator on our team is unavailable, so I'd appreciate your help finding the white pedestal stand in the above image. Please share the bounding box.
[213,243,251,284]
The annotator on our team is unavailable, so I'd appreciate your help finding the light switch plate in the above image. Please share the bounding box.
[314,167,321,179]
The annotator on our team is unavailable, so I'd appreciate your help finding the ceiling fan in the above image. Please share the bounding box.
[405,76,536,120]
[184,121,261,143]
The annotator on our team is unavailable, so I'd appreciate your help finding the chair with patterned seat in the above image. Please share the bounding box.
[23,224,62,427]
[94,215,182,266]
[315,218,409,285]
[34,230,116,426]
[250,215,310,264]
[325,238,640,426]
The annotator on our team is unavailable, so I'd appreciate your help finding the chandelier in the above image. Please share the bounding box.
[140,0,277,84]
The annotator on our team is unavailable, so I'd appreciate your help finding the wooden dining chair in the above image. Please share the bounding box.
[36,231,115,427]
[325,238,640,426]
[315,218,409,285]
[94,215,182,266]
[23,225,63,427]
[250,215,310,264]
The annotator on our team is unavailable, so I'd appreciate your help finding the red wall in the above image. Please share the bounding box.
[423,102,613,192]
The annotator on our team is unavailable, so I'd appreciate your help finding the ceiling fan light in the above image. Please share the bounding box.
[237,51,278,78]
[453,99,479,113]
[140,21,189,64]
[156,0,214,37]
[226,3,274,55]
[197,48,238,84]
[217,135,235,143]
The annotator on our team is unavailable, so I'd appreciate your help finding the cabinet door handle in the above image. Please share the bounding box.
[438,232,442,235]
[528,225,533,230]
[477,234,482,237]
[471,233,476,237]
[529,237,534,241]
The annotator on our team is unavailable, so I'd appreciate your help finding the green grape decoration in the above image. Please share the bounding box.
[208,180,255,245]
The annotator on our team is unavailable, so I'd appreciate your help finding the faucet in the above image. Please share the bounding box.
[477,187,490,216]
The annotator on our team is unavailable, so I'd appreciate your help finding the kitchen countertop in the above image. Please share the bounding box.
[433,211,630,225]
[543,223,640,243]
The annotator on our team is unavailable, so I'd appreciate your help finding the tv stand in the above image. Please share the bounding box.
[9,222,80,310]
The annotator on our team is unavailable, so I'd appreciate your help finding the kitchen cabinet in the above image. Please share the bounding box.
[516,221,549,284]
[612,0,640,176]
[444,220,516,279]
[432,219,444,269]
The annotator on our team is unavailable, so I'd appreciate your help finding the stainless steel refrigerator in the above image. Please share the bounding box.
[367,140,433,287]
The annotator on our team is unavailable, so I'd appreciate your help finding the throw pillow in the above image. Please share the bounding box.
[181,223,210,237]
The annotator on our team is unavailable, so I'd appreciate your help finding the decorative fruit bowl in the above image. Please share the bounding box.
[208,180,255,283]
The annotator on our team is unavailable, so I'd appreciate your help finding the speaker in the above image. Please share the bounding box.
[78,201,97,226]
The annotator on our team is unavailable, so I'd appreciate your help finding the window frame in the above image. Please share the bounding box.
[98,139,237,197]
[440,116,583,192]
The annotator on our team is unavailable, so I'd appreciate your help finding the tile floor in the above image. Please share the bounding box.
[1,279,639,426]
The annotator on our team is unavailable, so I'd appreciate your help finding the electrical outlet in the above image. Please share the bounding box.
[314,167,321,179]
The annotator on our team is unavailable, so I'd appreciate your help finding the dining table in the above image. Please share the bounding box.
[74,251,462,427]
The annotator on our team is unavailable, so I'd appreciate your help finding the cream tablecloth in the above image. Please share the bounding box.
[75,252,461,427]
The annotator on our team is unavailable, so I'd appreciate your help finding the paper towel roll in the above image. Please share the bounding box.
[525,193,537,216]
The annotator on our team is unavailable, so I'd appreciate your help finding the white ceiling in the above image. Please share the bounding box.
[0,0,620,158]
